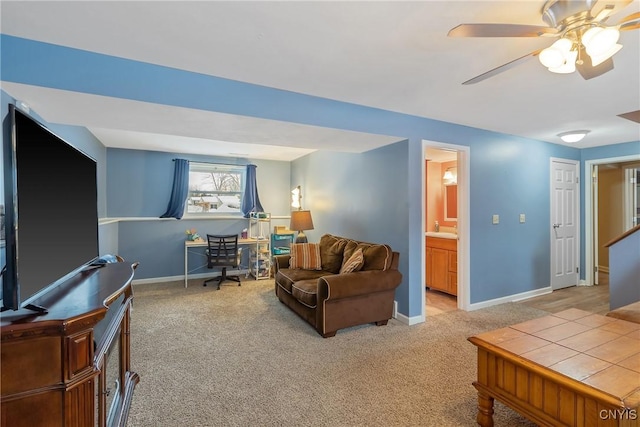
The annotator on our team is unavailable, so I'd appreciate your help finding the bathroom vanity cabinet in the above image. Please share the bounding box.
[426,236,457,296]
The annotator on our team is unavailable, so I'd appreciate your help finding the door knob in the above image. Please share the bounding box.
[553,223,560,229]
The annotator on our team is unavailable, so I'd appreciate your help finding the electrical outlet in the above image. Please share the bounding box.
[519,213,526,223]
[492,214,499,225]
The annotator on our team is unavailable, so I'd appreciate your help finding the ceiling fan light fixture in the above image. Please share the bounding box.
[553,37,574,51]
[548,50,578,73]
[558,130,590,143]
[539,47,565,68]
[582,26,620,57]
[589,43,623,66]
[540,38,574,69]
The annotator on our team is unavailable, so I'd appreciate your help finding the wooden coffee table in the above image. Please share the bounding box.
[468,308,640,426]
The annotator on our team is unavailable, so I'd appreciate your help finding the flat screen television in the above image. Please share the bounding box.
[1,104,99,312]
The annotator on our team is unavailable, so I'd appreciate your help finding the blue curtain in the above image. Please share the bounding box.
[160,159,189,219]
[241,164,264,218]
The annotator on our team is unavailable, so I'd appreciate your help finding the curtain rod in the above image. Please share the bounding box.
[173,159,251,167]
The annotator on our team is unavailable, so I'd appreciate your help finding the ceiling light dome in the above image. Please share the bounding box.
[558,130,590,143]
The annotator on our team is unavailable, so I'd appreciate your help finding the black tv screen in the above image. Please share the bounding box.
[2,104,99,311]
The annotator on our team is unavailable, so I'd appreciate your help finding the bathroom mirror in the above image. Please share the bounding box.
[444,184,457,221]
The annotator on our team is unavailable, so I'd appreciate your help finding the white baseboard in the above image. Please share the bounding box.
[393,301,424,325]
[467,286,553,311]
[132,269,251,285]
[394,287,554,322]
[394,311,422,325]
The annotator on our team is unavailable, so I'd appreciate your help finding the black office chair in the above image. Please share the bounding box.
[203,234,241,290]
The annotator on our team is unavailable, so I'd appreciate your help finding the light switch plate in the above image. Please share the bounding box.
[519,213,526,223]
[492,214,499,225]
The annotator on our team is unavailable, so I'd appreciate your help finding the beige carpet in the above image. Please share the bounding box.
[128,279,544,427]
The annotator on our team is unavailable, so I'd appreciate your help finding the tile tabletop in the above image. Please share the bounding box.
[473,308,640,406]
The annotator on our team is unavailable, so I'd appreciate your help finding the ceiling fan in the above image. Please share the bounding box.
[448,0,640,84]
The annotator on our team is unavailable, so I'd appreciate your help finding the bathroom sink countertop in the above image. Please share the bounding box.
[425,231,458,239]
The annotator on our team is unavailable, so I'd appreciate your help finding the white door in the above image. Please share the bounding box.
[550,159,579,290]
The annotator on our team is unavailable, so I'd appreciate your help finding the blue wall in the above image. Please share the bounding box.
[2,35,639,318]
[291,142,411,308]
[105,148,291,280]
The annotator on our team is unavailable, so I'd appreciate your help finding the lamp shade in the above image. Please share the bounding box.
[290,210,314,231]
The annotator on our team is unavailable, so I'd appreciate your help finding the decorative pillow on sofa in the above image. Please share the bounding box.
[319,234,349,273]
[339,248,364,274]
[289,243,322,270]
[343,242,393,271]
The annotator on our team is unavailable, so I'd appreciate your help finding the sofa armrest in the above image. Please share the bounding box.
[273,255,291,274]
[318,269,402,300]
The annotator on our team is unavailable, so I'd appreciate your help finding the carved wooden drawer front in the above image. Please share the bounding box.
[67,331,93,379]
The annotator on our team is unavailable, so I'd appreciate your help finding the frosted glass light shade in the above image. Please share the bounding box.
[558,130,590,143]
[589,43,622,66]
[583,27,620,57]
[291,186,301,209]
[539,47,565,68]
[539,38,574,69]
[549,50,578,73]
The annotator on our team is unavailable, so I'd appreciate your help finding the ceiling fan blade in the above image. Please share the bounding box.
[576,46,615,80]
[620,20,640,30]
[615,11,640,24]
[590,0,633,21]
[617,110,640,124]
[448,24,557,38]
[462,49,543,85]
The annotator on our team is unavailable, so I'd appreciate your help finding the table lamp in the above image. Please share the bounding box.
[290,210,314,243]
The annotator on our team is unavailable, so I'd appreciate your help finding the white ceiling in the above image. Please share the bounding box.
[1,1,639,161]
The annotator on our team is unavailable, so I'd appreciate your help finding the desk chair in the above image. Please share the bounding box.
[203,234,242,290]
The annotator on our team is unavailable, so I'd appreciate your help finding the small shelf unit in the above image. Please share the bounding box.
[248,213,271,279]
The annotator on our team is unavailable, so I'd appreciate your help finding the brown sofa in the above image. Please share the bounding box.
[273,234,402,337]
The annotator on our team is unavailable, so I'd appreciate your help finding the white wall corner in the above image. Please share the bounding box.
[393,302,425,325]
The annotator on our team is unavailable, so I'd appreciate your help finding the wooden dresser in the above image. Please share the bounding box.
[1,262,139,427]
[425,236,457,296]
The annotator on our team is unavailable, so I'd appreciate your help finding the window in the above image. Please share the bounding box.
[186,163,244,215]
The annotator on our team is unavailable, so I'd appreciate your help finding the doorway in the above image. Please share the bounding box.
[586,156,640,286]
[422,141,470,318]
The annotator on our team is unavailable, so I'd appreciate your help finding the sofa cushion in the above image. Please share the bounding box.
[343,242,393,271]
[291,279,318,308]
[340,248,364,274]
[319,234,349,274]
[276,268,330,294]
[289,243,322,270]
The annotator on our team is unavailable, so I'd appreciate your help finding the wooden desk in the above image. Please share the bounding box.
[469,308,640,426]
[183,238,266,287]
